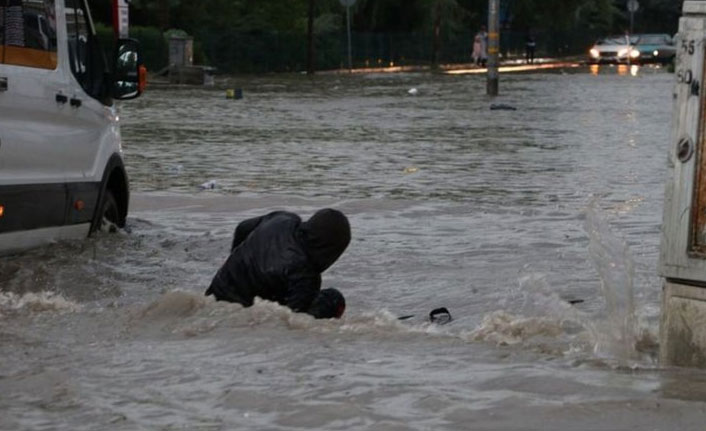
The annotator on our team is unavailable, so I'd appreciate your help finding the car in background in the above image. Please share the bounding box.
[588,34,639,64]
[588,33,676,65]
[632,33,676,64]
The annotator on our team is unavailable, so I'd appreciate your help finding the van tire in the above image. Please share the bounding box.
[96,190,120,233]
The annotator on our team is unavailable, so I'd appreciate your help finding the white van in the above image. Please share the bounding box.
[0,0,144,255]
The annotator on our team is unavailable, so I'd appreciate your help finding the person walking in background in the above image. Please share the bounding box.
[472,25,488,67]
[525,32,536,64]
[206,208,351,319]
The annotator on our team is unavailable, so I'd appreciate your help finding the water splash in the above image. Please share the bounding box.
[584,200,642,363]
[0,291,81,316]
[128,291,456,341]
[461,273,593,355]
[462,310,564,346]
[457,203,659,365]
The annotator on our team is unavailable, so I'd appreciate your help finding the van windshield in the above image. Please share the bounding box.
[0,0,58,68]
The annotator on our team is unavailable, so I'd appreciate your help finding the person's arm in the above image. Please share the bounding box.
[284,272,321,314]
[231,215,266,251]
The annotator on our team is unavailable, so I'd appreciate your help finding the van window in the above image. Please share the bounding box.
[65,0,108,102]
[0,0,57,69]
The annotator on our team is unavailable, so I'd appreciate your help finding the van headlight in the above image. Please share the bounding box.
[653,50,659,56]
[590,48,600,58]
[630,49,640,59]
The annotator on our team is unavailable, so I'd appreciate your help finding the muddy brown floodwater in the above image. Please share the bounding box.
[3,66,706,430]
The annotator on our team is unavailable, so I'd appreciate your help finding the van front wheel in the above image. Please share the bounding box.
[96,190,120,233]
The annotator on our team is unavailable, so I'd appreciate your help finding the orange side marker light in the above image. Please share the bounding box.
[0,205,4,218]
[138,65,148,93]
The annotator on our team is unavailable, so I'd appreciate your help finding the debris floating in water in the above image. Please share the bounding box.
[396,307,452,324]
[429,307,452,325]
[226,88,243,99]
[199,180,217,190]
[408,88,418,95]
[490,104,517,111]
[403,166,419,174]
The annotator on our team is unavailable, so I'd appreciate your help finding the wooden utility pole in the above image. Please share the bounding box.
[338,0,356,71]
[157,0,169,30]
[487,0,499,96]
[431,0,442,69]
[307,0,316,75]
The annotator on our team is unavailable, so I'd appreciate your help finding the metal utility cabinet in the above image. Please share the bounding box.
[169,36,194,67]
[660,1,706,367]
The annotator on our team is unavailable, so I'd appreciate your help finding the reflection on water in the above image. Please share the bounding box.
[1,68,698,430]
[591,63,648,77]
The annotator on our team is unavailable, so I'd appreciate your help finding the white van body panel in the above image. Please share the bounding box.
[0,64,71,185]
[63,87,121,182]
[1,224,90,255]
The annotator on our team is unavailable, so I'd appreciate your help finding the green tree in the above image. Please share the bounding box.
[127,0,183,29]
[352,0,428,32]
[631,0,682,33]
[87,0,683,73]
[576,0,619,35]
[307,0,315,74]
[422,0,466,68]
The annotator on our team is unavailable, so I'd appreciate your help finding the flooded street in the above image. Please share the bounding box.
[3,67,706,430]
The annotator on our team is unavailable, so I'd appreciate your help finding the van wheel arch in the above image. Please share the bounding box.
[90,154,129,234]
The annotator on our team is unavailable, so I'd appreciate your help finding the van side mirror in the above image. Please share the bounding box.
[112,38,145,100]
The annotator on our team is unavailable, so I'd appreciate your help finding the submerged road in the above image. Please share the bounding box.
[3,68,702,430]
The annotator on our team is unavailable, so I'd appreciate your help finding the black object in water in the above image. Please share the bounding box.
[429,307,452,325]
[397,307,452,324]
[490,104,517,111]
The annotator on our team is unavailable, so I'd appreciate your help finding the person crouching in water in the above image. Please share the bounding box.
[205,208,350,319]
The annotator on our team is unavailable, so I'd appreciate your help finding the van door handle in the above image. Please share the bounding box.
[56,93,68,104]
[0,77,7,92]
[70,97,82,108]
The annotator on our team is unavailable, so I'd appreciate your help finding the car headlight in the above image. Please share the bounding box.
[653,50,659,56]
[630,49,640,59]
[618,48,628,57]
[590,48,600,58]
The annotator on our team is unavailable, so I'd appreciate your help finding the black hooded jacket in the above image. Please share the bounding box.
[205,209,350,318]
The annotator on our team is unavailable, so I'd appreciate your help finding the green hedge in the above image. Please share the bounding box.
[91,25,599,74]
[193,28,600,74]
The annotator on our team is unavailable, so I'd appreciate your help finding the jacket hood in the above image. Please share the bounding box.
[300,208,351,272]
